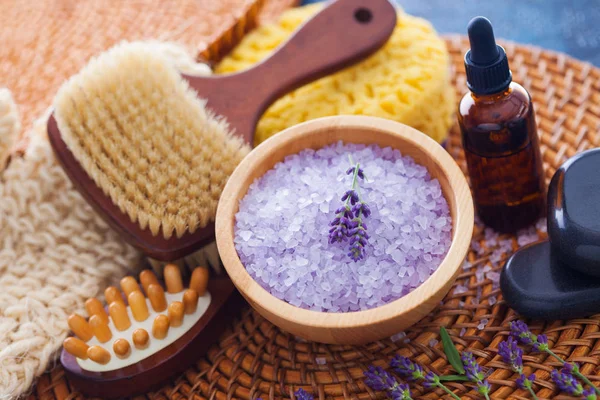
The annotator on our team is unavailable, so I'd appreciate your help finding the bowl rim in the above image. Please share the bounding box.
[216,115,473,329]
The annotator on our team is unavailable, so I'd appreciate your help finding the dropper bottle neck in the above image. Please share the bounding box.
[464,16,512,95]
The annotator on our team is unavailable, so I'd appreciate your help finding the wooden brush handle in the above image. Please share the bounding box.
[187,0,397,144]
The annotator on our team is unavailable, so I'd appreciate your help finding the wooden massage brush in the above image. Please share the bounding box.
[60,266,235,398]
[49,0,396,396]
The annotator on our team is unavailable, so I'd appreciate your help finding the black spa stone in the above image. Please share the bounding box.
[548,148,600,277]
[501,240,600,319]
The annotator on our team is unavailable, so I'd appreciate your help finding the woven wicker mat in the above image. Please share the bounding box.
[18,35,600,400]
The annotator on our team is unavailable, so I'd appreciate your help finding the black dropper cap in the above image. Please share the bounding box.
[464,16,512,95]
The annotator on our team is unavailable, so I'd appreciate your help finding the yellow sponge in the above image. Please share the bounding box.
[217,4,455,144]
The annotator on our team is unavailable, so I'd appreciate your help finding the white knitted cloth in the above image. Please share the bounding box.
[0,43,210,399]
[0,112,142,399]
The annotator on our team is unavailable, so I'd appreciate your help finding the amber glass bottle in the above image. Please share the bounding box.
[458,17,545,232]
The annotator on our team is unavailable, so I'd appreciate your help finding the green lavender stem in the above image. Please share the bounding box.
[348,155,362,192]
[546,350,600,395]
[428,375,461,400]
[526,385,539,400]
[516,367,539,400]
[435,382,462,400]
[332,157,361,221]
[339,163,358,213]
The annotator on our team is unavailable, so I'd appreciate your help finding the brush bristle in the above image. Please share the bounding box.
[0,88,20,168]
[54,42,250,239]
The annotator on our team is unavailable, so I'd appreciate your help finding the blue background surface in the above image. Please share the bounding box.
[302,0,600,66]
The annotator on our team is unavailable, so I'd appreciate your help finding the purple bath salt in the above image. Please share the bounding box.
[234,142,452,312]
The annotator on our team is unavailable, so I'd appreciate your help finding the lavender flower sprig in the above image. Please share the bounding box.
[498,337,538,399]
[328,157,370,262]
[461,352,491,400]
[510,321,600,395]
[391,355,461,400]
[364,366,413,400]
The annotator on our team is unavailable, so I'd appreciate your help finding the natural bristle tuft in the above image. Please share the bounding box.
[54,42,251,239]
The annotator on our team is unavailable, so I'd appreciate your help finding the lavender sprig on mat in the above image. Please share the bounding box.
[328,158,370,261]
[364,366,413,400]
[498,337,538,399]
[461,352,491,399]
[510,320,600,395]
[391,355,461,400]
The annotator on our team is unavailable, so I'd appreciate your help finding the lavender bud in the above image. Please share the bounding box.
[391,383,412,400]
[498,337,523,372]
[422,371,438,389]
[582,387,597,400]
[461,352,484,381]
[341,190,359,205]
[516,373,535,390]
[533,334,548,352]
[347,219,368,262]
[563,363,579,375]
[461,352,490,395]
[328,214,351,244]
[294,388,314,400]
[510,320,535,346]
[361,202,371,217]
[364,366,413,400]
[391,356,425,382]
[364,366,397,391]
[351,202,371,218]
[349,246,366,261]
[478,380,492,396]
[346,167,355,176]
[551,369,584,395]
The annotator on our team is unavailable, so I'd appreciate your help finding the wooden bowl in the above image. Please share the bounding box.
[216,116,473,344]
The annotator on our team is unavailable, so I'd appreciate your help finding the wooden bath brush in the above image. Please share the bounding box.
[49,0,395,396]
[47,0,396,262]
